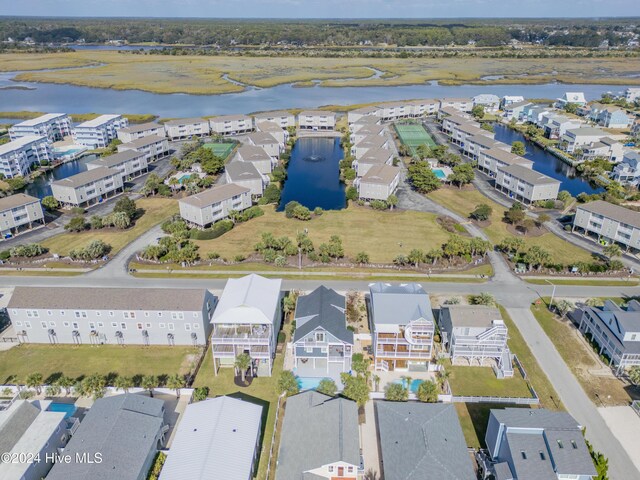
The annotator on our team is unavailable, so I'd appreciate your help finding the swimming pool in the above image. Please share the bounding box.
[47,402,77,419]
[393,379,424,393]
[178,174,193,184]
[433,168,447,180]
[296,376,324,390]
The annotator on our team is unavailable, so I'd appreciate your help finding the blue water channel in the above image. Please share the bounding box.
[492,123,603,197]
[278,137,346,211]
[24,154,98,199]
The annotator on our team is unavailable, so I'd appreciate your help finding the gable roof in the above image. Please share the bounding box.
[87,149,144,168]
[225,161,263,181]
[12,113,67,127]
[576,200,640,229]
[120,134,166,149]
[355,135,387,149]
[0,193,40,211]
[179,183,250,209]
[75,114,121,128]
[118,122,162,134]
[211,274,282,325]
[0,135,47,155]
[361,164,400,185]
[293,286,353,345]
[358,148,393,165]
[159,396,262,480]
[47,394,165,480]
[498,164,560,186]
[164,117,207,126]
[369,283,434,328]
[376,402,475,480]
[276,391,359,480]
[247,132,278,146]
[237,145,272,163]
[51,166,120,189]
[481,148,533,167]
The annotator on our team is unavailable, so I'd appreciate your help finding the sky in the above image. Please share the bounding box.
[2,0,640,19]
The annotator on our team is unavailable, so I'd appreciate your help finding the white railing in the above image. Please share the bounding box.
[376,350,431,359]
[210,336,270,344]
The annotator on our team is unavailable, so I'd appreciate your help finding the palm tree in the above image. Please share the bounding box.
[235,353,252,383]
[114,376,133,393]
[45,384,61,397]
[401,375,413,391]
[603,243,622,260]
[372,374,380,392]
[437,369,450,389]
[167,374,185,399]
[25,373,43,395]
[168,177,180,191]
[141,375,157,398]
[56,376,74,395]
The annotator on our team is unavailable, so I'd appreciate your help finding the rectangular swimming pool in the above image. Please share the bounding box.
[296,376,324,391]
[47,402,77,419]
[433,168,447,179]
[393,379,424,393]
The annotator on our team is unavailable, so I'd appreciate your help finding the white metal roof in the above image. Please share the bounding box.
[13,113,67,127]
[159,396,262,480]
[211,274,282,325]
[76,114,121,128]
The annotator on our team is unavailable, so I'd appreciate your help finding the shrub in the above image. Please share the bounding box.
[207,252,220,260]
[370,200,388,210]
[192,386,209,402]
[260,184,281,205]
[65,216,88,232]
[190,220,234,240]
[41,195,59,211]
[284,201,301,218]
[292,205,311,221]
[468,292,495,306]
[313,207,324,216]
[70,206,85,216]
[113,196,137,220]
[470,203,492,221]
[90,215,103,230]
[276,370,300,397]
[0,250,10,261]
[416,380,439,403]
[384,383,409,401]
[237,206,264,223]
[69,240,111,261]
[346,186,358,201]
[9,243,47,258]
[316,378,338,397]
[355,251,369,264]
[277,331,286,343]
[233,254,246,263]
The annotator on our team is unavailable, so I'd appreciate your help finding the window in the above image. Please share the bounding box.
[109,311,114,317]
[123,312,136,319]
[137,323,143,330]
[168,323,175,331]
[557,440,564,449]
[158,312,163,317]
[41,321,47,328]
[145,323,152,328]
[539,451,546,461]
[96,312,101,316]
[571,440,578,449]
[47,310,52,316]
[159,323,166,329]
[328,466,334,473]
[49,321,56,327]
[97,322,104,328]
[521,451,527,460]
[63,322,70,328]
[11,309,16,315]
[348,466,354,473]
[305,347,313,353]
[74,311,87,318]
[60,311,65,316]
[144,312,150,318]
[315,332,325,342]
[15,321,22,327]
[171,312,184,320]
[185,324,191,331]
[24,321,31,328]
[193,312,198,318]
[111,322,118,328]
[89,322,96,329]
[72,322,79,329]
[193,324,200,330]
[120,323,127,330]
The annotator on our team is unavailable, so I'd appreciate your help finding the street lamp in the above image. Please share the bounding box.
[545,279,556,310]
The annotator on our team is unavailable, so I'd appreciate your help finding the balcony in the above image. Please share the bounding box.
[213,344,270,358]
[375,349,431,359]
[211,325,270,344]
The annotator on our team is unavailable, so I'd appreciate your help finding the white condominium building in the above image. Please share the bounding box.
[0,193,45,238]
[0,136,52,178]
[116,122,165,143]
[164,118,210,140]
[9,113,72,142]
[72,114,129,148]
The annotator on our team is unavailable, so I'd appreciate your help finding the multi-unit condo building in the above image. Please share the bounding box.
[0,135,52,178]
[116,122,165,143]
[352,147,394,177]
[485,408,596,480]
[574,300,640,374]
[246,132,280,158]
[210,274,282,376]
[292,286,354,381]
[51,166,124,207]
[347,105,380,125]
[478,148,533,177]
[376,102,412,121]
[495,164,561,205]
[209,114,254,137]
[255,120,288,146]
[0,193,45,239]
[163,117,209,140]
[625,87,640,103]
[473,93,501,112]
[439,97,473,112]
[297,110,336,131]
[8,286,215,346]
[357,164,401,201]
[117,134,170,162]
[405,98,439,117]
[236,145,275,174]
[560,127,609,154]
[377,402,476,480]
[579,137,625,163]
[572,200,640,252]
[440,113,471,135]
[179,183,251,228]
[276,391,360,480]
[72,114,129,148]
[369,282,435,372]
[555,91,587,108]
[0,399,70,480]
[463,134,509,160]
[9,113,72,142]
[159,396,262,480]
[87,149,148,180]
[225,162,266,197]
[503,101,533,121]
[439,305,513,378]
[47,394,166,480]
[254,110,296,128]
[350,123,385,145]
[612,151,640,186]
[350,115,380,133]
[450,121,491,147]
[352,135,389,159]
[542,114,583,140]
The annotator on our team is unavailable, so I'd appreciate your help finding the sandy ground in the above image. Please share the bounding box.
[598,405,640,474]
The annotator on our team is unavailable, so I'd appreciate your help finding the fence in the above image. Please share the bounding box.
[266,393,286,480]
[451,394,540,405]
[632,400,640,418]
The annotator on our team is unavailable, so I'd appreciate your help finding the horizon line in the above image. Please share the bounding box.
[1,15,640,20]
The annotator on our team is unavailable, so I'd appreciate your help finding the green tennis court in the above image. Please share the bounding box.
[203,142,235,159]
[395,123,436,154]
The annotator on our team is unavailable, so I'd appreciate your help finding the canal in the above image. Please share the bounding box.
[278,137,346,211]
[492,123,602,197]
[24,154,98,199]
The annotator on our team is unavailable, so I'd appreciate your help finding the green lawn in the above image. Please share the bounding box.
[42,198,178,256]
[531,300,640,406]
[447,364,533,398]
[455,403,531,449]
[193,346,284,480]
[0,344,201,384]
[192,204,452,264]
[428,187,593,265]
[498,306,564,410]
[525,278,639,287]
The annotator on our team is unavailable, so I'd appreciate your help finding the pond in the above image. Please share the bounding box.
[492,123,603,197]
[278,137,345,211]
[24,154,98,199]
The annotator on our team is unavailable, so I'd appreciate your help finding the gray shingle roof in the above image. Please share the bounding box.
[482,148,533,167]
[247,132,278,146]
[358,148,393,165]
[87,150,144,168]
[237,145,272,162]
[376,402,476,480]
[51,166,120,189]
[225,161,262,181]
[439,305,503,330]
[118,122,162,134]
[361,164,400,185]
[0,193,40,212]
[498,164,560,186]
[8,286,208,311]
[276,391,359,480]
[355,135,387,149]
[293,286,353,345]
[0,401,40,457]
[120,135,166,149]
[47,394,165,480]
[179,183,250,209]
[164,117,207,126]
[369,283,434,327]
[577,200,640,230]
